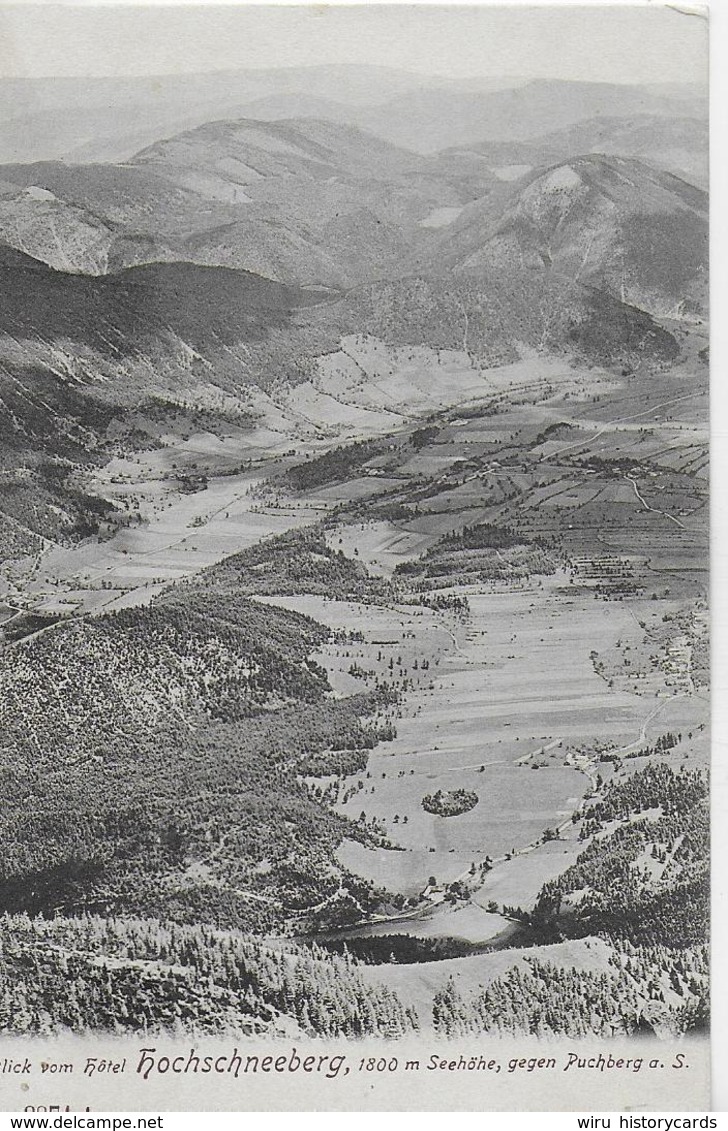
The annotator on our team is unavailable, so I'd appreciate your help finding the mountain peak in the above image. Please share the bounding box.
[423,152,707,320]
[131,115,420,180]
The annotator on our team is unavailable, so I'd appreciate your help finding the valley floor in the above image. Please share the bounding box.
[0,336,709,1040]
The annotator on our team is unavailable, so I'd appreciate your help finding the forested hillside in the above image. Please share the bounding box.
[432,944,708,1038]
[0,573,398,930]
[396,521,555,587]
[530,765,709,948]
[193,527,394,603]
[0,913,417,1037]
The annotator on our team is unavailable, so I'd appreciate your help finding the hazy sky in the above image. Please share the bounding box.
[0,3,708,85]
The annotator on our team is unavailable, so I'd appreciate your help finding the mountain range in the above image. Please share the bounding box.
[0,68,706,163]
[0,85,708,560]
[447,115,708,189]
[0,118,445,284]
[0,113,708,298]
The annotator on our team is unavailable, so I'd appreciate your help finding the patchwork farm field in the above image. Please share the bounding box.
[5,341,612,615]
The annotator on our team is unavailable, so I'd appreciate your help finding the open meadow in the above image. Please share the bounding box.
[254,555,703,946]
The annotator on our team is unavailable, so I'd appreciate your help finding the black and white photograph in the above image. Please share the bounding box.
[0,1,710,1111]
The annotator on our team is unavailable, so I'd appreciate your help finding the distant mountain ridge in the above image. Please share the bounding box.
[352,78,707,154]
[131,115,423,183]
[0,66,527,165]
[445,115,709,189]
[0,105,709,292]
[0,69,705,164]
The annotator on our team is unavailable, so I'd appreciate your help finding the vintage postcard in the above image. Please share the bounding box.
[0,1,710,1112]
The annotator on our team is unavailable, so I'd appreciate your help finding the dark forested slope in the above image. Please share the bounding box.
[0,567,395,930]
